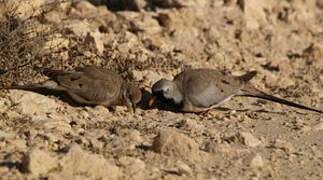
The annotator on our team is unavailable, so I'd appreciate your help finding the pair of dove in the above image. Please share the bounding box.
[4,66,323,114]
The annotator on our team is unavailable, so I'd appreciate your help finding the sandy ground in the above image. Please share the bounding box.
[0,0,323,179]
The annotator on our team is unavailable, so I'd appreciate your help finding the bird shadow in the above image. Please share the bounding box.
[3,86,88,108]
[137,88,154,110]
[2,86,289,115]
[138,89,288,115]
[213,107,287,114]
[137,88,183,112]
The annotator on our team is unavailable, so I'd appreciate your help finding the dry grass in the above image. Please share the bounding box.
[0,0,184,86]
[0,0,63,86]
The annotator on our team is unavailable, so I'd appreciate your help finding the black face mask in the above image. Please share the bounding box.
[153,91,183,112]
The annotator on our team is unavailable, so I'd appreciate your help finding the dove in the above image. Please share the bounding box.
[3,66,142,112]
[149,68,323,114]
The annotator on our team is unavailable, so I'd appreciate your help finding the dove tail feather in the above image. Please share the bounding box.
[240,85,323,114]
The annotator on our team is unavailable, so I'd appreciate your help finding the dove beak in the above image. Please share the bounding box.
[148,96,157,107]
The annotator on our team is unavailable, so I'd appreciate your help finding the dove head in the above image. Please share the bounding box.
[150,79,183,106]
[123,83,142,113]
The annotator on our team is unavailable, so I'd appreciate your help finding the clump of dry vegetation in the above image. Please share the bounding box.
[0,0,63,85]
[0,0,184,86]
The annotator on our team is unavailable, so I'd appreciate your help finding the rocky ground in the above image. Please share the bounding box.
[0,0,323,179]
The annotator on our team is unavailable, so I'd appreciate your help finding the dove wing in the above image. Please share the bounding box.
[178,69,244,108]
[53,67,123,104]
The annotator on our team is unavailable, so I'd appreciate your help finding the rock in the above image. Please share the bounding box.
[152,128,201,161]
[116,32,140,54]
[313,121,323,131]
[57,144,121,180]
[250,154,264,168]
[121,129,143,150]
[131,70,164,86]
[73,1,98,16]
[118,12,162,35]
[175,161,193,176]
[303,43,323,62]
[273,139,294,153]
[238,132,262,147]
[162,161,193,176]
[131,0,149,10]
[42,119,72,134]
[180,119,204,132]
[0,96,11,114]
[44,10,67,24]
[64,19,105,54]
[127,129,143,143]
[238,0,272,29]
[119,156,146,179]
[0,130,14,140]
[24,149,58,176]
[8,90,59,121]
[10,139,27,150]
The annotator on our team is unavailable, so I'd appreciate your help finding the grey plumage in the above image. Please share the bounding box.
[151,68,323,113]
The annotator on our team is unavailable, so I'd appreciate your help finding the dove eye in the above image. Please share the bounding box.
[78,83,83,88]
[164,87,170,93]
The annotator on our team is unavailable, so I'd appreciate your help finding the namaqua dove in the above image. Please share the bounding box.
[149,68,323,114]
[4,66,142,112]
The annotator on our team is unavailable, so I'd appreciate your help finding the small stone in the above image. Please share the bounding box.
[273,139,294,153]
[74,1,98,15]
[238,132,262,147]
[8,90,59,121]
[119,156,145,170]
[118,12,162,35]
[313,121,323,131]
[175,161,192,176]
[250,154,264,168]
[42,119,72,134]
[119,156,146,178]
[152,128,201,161]
[24,149,58,176]
[119,129,143,150]
[238,0,272,29]
[63,19,105,54]
[0,97,11,114]
[58,144,121,179]
[127,130,143,143]
[10,139,27,150]
[0,130,14,140]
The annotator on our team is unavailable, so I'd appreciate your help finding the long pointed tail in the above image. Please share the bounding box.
[240,85,323,114]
